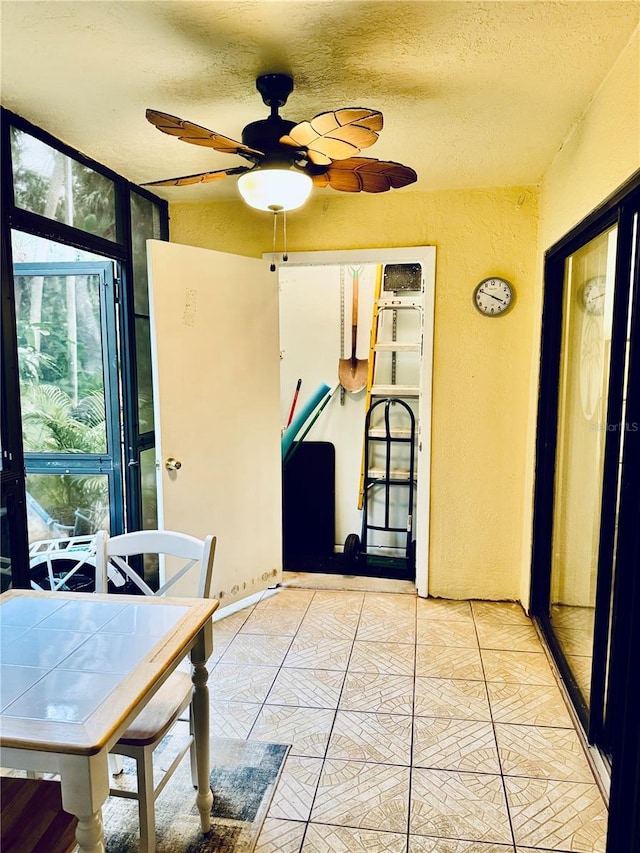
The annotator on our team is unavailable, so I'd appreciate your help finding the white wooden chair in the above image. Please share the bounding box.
[95,529,216,853]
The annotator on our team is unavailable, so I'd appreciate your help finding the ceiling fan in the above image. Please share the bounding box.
[143,73,417,211]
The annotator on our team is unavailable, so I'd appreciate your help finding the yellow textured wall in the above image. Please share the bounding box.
[170,185,539,601]
[167,28,638,605]
[538,28,639,251]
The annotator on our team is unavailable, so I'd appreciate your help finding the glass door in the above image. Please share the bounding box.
[548,226,617,717]
[532,178,639,759]
[13,241,123,589]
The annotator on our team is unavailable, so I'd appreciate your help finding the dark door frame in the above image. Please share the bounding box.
[605,182,640,853]
[529,170,640,853]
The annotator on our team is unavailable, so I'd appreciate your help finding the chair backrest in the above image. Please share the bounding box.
[95,529,216,598]
[29,533,99,592]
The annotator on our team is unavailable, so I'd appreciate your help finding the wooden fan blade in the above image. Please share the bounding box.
[312,157,417,193]
[280,108,383,166]
[141,166,249,187]
[146,109,263,160]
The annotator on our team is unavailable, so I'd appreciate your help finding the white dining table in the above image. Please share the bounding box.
[0,588,218,853]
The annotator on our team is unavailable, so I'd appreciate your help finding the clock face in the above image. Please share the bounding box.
[581,275,607,315]
[473,278,514,316]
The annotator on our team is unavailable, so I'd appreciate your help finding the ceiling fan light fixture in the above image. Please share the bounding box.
[237,167,312,212]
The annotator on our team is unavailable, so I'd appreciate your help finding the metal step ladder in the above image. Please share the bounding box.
[358,274,424,508]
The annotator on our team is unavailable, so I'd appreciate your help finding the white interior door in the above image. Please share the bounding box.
[147,240,282,606]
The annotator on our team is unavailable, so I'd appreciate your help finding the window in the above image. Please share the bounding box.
[11,128,118,242]
[0,108,168,590]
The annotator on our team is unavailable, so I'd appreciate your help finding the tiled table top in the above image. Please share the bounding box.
[0,590,213,754]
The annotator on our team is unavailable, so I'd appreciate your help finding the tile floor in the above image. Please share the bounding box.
[208,584,608,853]
[549,604,595,705]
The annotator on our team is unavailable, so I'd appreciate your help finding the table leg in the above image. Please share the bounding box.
[75,812,105,853]
[191,624,213,832]
[59,752,109,853]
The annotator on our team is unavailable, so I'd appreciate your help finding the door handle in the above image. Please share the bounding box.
[165,457,182,471]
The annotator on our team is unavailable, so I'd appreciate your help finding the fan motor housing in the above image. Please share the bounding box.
[242,117,297,159]
[256,73,294,108]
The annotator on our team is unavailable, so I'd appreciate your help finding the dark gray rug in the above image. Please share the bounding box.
[103,735,290,853]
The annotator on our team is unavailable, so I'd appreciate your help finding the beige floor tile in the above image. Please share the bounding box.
[250,705,336,757]
[210,587,606,853]
[339,671,414,714]
[480,650,555,686]
[357,616,416,643]
[266,667,346,708]
[299,610,359,639]
[413,717,500,774]
[282,572,414,595]
[552,626,594,658]
[302,823,408,852]
[328,709,413,764]
[471,601,530,625]
[219,633,293,666]
[209,700,262,738]
[565,655,593,703]
[362,591,417,614]
[487,683,573,728]
[211,662,278,703]
[495,723,595,782]
[476,622,542,653]
[209,638,231,662]
[257,588,315,610]
[414,678,491,721]
[284,635,354,670]
[417,620,478,648]
[214,608,253,636]
[240,610,306,635]
[415,645,484,680]
[308,589,365,610]
[415,598,474,622]
[349,640,416,675]
[410,839,515,852]
[505,776,607,852]
[410,768,512,844]
[267,755,323,821]
[254,817,306,853]
[551,604,595,633]
[514,849,559,853]
[311,759,410,833]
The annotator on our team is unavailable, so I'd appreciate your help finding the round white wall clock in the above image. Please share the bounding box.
[473,277,514,316]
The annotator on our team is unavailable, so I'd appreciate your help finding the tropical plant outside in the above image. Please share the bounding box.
[11,126,161,546]
[14,270,110,538]
[11,126,117,241]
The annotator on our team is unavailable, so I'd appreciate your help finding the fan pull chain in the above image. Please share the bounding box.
[282,210,288,263]
[270,207,279,272]
[269,206,290,272]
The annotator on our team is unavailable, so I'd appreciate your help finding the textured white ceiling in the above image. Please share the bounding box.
[1,1,638,203]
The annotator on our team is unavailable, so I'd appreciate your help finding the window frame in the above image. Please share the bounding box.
[0,107,169,587]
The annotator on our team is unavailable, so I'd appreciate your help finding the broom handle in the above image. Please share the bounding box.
[351,268,359,360]
[284,384,339,465]
[286,378,302,428]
